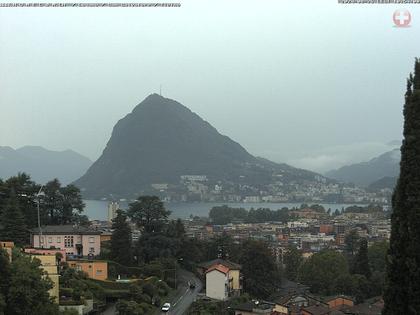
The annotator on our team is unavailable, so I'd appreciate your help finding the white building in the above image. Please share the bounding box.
[107,201,119,222]
[205,264,231,300]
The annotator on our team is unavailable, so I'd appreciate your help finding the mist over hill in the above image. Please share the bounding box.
[0,146,92,184]
[325,149,400,187]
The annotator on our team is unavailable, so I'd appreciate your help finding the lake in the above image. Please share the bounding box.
[83,200,361,221]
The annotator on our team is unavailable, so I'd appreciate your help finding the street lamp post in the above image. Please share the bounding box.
[37,186,44,248]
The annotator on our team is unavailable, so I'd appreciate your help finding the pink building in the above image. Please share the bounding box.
[30,225,102,257]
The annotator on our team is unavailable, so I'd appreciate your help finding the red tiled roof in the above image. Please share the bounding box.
[206,264,230,274]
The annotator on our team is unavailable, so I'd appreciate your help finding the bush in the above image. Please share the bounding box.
[60,287,73,297]
[103,289,130,299]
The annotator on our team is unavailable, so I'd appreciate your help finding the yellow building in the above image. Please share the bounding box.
[30,254,59,302]
[68,259,108,281]
[0,241,14,262]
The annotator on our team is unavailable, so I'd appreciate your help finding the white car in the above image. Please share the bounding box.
[161,302,171,312]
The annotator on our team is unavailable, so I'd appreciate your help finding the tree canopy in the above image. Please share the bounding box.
[383,58,420,315]
[239,240,281,299]
[128,196,170,233]
[110,209,133,266]
[0,251,58,315]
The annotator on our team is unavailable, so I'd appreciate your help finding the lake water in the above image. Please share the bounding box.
[84,200,361,221]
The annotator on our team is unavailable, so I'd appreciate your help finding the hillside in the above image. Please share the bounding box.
[368,176,398,191]
[325,149,400,187]
[0,146,92,184]
[74,94,327,199]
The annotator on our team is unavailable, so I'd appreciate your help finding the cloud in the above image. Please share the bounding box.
[287,141,400,173]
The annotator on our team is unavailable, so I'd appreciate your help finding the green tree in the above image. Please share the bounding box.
[0,193,28,246]
[6,253,58,315]
[368,240,388,273]
[345,229,360,256]
[110,209,133,266]
[239,240,281,298]
[204,234,240,262]
[383,58,420,315]
[352,238,371,279]
[284,246,303,281]
[351,274,371,304]
[136,234,180,264]
[298,250,348,295]
[0,173,39,229]
[0,249,11,315]
[165,219,185,239]
[42,179,85,225]
[128,196,170,233]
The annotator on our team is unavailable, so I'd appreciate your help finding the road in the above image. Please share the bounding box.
[102,269,202,315]
[159,269,202,315]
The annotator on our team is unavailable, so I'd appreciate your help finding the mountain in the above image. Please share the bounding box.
[74,94,327,199]
[0,146,92,185]
[325,149,400,187]
[368,176,398,191]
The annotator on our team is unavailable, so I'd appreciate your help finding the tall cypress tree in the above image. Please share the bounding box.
[383,58,420,315]
[0,191,28,246]
[352,238,371,279]
[110,209,133,266]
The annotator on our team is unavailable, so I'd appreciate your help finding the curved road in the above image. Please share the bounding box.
[159,269,202,315]
[103,269,202,315]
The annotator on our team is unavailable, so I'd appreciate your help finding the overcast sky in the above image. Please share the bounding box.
[1,0,419,173]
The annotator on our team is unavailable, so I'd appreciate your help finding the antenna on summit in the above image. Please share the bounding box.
[159,85,162,96]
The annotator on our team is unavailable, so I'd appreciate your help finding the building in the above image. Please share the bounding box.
[326,296,354,310]
[301,304,331,315]
[199,259,242,300]
[30,225,102,257]
[100,231,112,243]
[67,259,108,281]
[205,264,232,300]
[107,201,119,222]
[24,248,67,262]
[29,254,59,302]
[0,241,14,262]
[234,300,288,315]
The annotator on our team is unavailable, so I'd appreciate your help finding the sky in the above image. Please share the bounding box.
[0,0,419,173]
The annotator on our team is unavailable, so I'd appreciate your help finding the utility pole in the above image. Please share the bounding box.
[37,185,44,248]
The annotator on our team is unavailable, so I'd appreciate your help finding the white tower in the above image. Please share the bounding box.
[107,201,119,222]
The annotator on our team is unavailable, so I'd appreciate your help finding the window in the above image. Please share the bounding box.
[88,265,92,269]
[48,237,52,243]
[89,237,95,243]
[64,236,74,248]
[96,270,102,275]
[89,247,95,253]
[57,237,61,243]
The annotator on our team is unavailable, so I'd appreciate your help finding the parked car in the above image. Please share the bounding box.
[161,302,171,312]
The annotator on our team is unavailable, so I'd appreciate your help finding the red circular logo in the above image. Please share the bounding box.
[393,10,411,28]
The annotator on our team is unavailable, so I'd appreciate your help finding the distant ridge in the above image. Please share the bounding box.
[0,146,92,184]
[325,148,400,187]
[74,94,328,199]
